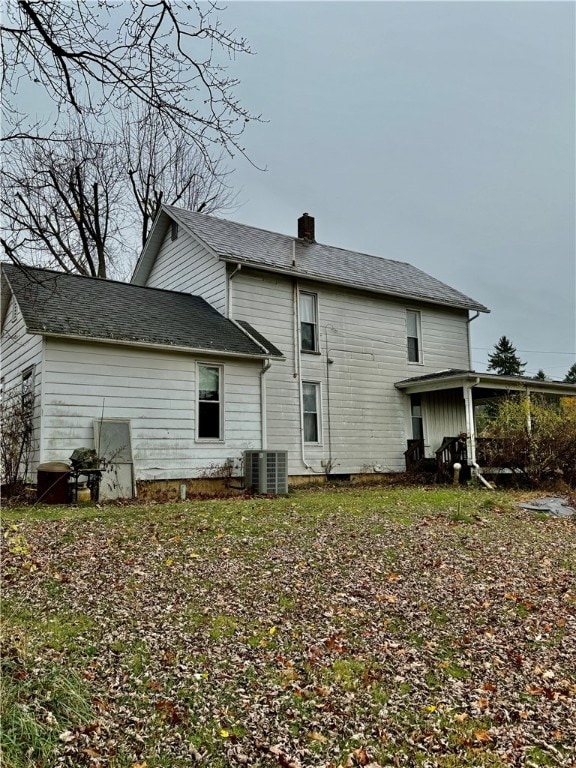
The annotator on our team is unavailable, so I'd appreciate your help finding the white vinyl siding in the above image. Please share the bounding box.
[0,298,43,477]
[421,390,467,457]
[230,267,470,474]
[41,339,262,480]
[146,227,226,313]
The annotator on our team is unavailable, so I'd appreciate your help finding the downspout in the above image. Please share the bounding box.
[293,279,314,472]
[466,311,480,369]
[260,359,272,449]
[227,263,242,318]
[464,377,492,489]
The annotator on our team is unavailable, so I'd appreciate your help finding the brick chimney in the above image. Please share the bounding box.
[298,212,315,242]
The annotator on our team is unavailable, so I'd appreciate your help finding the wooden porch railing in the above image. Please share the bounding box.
[435,436,468,480]
[404,439,425,471]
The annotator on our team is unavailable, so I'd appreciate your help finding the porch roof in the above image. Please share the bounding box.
[395,369,576,397]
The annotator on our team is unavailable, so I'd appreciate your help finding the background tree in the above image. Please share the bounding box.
[564,363,576,384]
[122,106,237,251]
[1,2,253,275]
[1,1,258,155]
[487,336,526,376]
[533,369,547,381]
[2,112,236,277]
[1,124,125,278]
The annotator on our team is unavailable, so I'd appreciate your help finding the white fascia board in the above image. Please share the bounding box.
[395,377,468,394]
[131,209,170,285]
[39,331,274,361]
[218,256,489,314]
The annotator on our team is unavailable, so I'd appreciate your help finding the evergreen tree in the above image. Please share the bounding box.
[564,363,576,384]
[487,336,526,376]
[534,369,547,381]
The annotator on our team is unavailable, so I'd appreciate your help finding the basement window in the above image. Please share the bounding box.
[197,364,223,440]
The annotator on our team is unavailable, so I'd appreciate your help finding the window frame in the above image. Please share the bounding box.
[299,290,319,353]
[406,309,423,364]
[302,380,322,445]
[410,393,424,441]
[196,363,224,442]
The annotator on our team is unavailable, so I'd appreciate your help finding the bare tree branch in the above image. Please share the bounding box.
[1,1,262,163]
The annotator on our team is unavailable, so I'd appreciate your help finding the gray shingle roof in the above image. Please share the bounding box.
[395,369,576,393]
[2,264,282,358]
[165,205,489,313]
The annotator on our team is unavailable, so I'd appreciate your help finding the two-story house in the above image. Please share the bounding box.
[3,208,574,497]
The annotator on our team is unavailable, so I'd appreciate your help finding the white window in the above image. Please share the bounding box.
[411,394,424,440]
[407,310,422,363]
[197,364,223,440]
[300,291,318,352]
[303,382,321,443]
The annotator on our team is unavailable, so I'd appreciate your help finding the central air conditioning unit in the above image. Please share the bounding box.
[244,450,288,495]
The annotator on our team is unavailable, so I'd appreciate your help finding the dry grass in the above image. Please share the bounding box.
[2,486,575,767]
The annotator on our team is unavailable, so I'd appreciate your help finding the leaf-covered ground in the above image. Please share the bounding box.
[2,487,575,768]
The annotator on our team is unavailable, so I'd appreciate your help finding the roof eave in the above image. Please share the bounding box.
[35,330,284,361]
[218,255,489,314]
[395,371,576,396]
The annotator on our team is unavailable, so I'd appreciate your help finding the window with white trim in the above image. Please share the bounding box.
[197,364,222,440]
[300,291,318,352]
[410,394,423,440]
[407,310,422,363]
[303,382,321,443]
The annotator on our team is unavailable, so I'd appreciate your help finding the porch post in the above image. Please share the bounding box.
[463,383,477,472]
[525,388,532,434]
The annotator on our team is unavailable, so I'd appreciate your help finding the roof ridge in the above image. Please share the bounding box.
[164,204,414,269]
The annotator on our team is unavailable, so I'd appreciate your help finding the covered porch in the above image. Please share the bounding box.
[395,369,576,482]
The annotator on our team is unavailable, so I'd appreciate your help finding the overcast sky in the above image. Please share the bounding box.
[215,1,575,380]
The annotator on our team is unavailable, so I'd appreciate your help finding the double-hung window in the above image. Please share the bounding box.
[303,382,321,443]
[406,310,422,364]
[197,364,222,440]
[300,291,318,352]
[410,394,424,440]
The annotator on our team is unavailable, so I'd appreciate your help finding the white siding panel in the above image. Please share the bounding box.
[42,339,262,480]
[0,299,43,476]
[423,390,467,456]
[146,228,226,313]
[231,269,471,475]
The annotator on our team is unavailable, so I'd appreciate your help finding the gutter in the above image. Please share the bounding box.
[227,262,242,317]
[464,377,492,489]
[219,256,489,315]
[466,311,480,369]
[260,359,272,449]
[35,331,276,361]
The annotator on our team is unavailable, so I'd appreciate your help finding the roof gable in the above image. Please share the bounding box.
[157,205,489,313]
[2,264,282,359]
